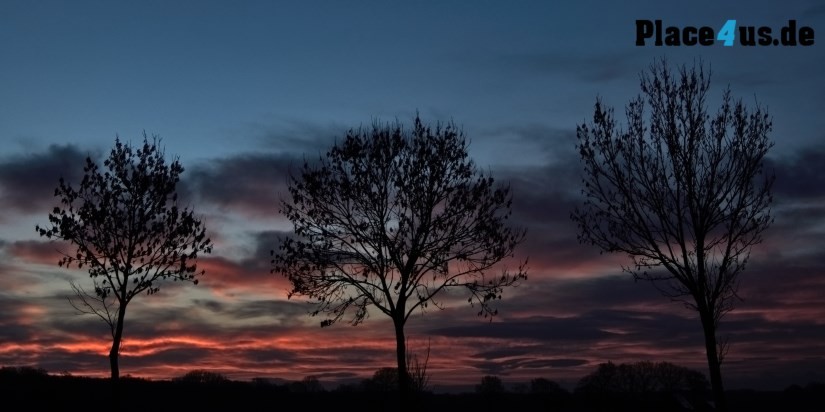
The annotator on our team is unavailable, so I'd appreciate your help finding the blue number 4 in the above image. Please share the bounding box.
[717,20,736,46]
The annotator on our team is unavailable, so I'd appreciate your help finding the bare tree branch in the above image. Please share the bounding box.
[68,281,117,338]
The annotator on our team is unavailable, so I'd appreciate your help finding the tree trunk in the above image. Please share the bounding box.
[110,303,127,408]
[394,317,411,412]
[700,310,726,411]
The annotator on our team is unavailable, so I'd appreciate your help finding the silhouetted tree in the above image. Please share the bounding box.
[0,366,49,379]
[530,377,566,395]
[576,361,619,397]
[368,367,400,393]
[476,375,506,395]
[176,370,229,385]
[576,361,709,395]
[529,377,571,410]
[287,375,325,393]
[273,115,527,410]
[302,375,325,393]
[655,361,709,394]
[572,59,773,411]
[36,135,212,389]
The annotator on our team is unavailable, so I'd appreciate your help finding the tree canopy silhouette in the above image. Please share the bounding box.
[37,135,212,386]
[571,59,774,411]
[273,115,527,409]
[575,361,708,396]
[476,375,506,395]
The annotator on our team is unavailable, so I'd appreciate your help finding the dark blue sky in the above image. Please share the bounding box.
[1,0,823,391]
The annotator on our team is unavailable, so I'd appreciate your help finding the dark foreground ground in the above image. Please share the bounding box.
[2,368,823,412]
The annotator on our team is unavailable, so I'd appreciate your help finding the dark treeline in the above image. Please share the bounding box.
[3,365,822,412]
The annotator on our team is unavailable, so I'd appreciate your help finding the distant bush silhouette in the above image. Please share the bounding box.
[529,377,567,396]
[289,375,325,393]
[175,370,229,384]
[0,366,51,393]
[0,365,817,412]
[476,375,506,395]
[362,367,399,393]
[576,361,708,395]
[575,361,711,411]
[0,366,49,379]
[781,382,825,412]
[333,382,362,393]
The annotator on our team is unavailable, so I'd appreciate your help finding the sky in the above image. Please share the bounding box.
[1,0,824,392]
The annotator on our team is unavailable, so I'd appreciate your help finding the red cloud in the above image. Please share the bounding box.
[196,256,292,298]
[8,240,73,266]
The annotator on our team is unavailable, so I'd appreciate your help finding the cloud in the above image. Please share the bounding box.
[193,230,294,297]
[182,117,355,219]
[428,310,702,346]
[249,230,291,262]
[471,357,590,376]
[0,144,91,216]
[493,50,645,84]
[803,2,825,18]
[253,116,349,154]
[767,145,825,200]
[0,296,38,342]
[6,240,73,266]
[475,124,620,277]
[184,153,300,218]
[191,297,312,328]
[498,275,674,318]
